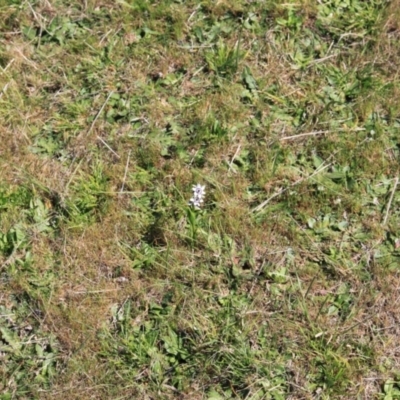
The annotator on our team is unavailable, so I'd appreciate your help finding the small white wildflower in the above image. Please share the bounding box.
[189,184,206,209]
[114,276,129,283]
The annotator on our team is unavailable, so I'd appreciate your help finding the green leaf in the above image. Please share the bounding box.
[242,66,257,91]
[0,327,22,352]
[207,390,225,400]
[163,328,179,356]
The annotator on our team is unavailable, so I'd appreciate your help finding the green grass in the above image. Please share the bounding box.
[1,0,400,398]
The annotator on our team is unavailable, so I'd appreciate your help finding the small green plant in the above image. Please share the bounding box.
[316,0,385,40]
[205,39,242,77]
[0,300,58,398]
[382,379,400,400]
[64,161,110,226]
[29,125,68,160]
[0,224,27,257]
[276,6,303,32]
[29,197,54,233]
[327,283,354,321]
[186,206,200,244]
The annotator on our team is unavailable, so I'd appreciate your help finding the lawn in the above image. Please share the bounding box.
[1,0,400,399]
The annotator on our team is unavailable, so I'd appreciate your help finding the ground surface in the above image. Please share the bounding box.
[1,0,400,399]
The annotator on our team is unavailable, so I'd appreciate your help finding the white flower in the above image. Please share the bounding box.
[189,184,206,209]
